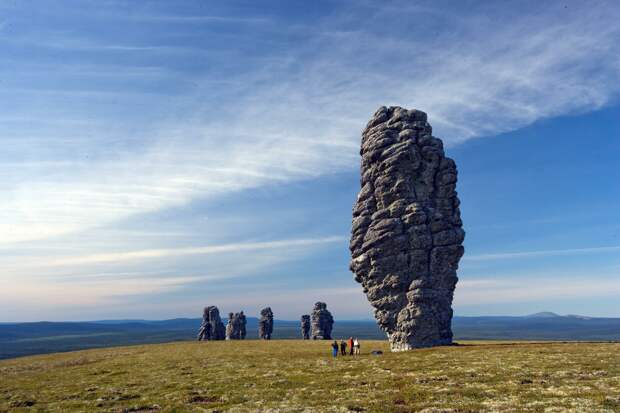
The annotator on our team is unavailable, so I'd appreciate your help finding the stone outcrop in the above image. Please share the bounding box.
[258,307,274,340]
[239,312,246,339]
[301,315,311,339]
[349,106,465,351]
[225,311,247,340]
[310,302,334,340]
[197,306,226,341]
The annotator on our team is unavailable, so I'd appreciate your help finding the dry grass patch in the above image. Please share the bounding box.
[0,340,618,412]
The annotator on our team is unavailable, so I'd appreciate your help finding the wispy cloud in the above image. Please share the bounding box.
[44,236,345,267]
[456,274,620,305]
[130,15,270,25]
[0,275,196,307]
[464,245,620,261]
[2,1,619,245]
[301,1,620,141]
[0,235,345,320]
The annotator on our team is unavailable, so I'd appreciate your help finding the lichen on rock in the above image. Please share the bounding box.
[349,106,464,351]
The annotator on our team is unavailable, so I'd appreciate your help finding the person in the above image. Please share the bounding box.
[331,341,339,358]
[348,336,354,355]
[353,337,360,355]
[340,340,347,356]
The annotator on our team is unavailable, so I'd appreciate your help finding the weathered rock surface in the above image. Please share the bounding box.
[239,312,246,339]
[301,315,311,340]
[225,311,247,340]
[310,302,334,340]
[258,307,274,340]
[349,106,465,351]
[197,306,226,341]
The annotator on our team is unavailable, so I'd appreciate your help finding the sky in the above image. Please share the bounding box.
[1,0,619,322]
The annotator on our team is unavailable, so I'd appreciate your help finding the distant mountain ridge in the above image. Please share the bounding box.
[4,311,612,325]
[526,311,562,318]
[524,312,592,319]
[1,313,618,360]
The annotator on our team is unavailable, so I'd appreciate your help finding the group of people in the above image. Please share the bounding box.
[331,337,361,357]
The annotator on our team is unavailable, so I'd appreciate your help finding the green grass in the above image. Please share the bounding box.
[1,340,619,412]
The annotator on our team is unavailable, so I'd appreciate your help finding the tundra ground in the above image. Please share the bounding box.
[1,340,619,412]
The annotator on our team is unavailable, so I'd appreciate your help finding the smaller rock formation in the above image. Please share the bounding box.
[239,311,247,339]
[258,307,274,340]
[310,302,334,340]
[301,315,311,339]
[226,311,247,340]
[225,313,235,339]
[197,306,226,341]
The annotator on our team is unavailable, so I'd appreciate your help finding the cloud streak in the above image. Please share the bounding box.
[464,245,620,261]
[456,274,620,306]
[44,236,345,267]
[2,1,619,245]
[0,234,346,321]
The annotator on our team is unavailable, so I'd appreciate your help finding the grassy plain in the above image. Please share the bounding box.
[1,340,619,412]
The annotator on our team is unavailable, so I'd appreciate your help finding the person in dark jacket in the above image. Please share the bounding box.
[331,341,339,358]
[340,340,347,356]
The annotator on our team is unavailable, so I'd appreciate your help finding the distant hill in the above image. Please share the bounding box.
[1,314,618,359]
[452,315,620,341]
[525,312,592,319]
[526,311,562,318]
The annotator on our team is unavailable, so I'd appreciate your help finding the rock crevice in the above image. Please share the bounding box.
[349,106,464,351]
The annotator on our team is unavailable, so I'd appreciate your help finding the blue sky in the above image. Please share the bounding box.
[1,0,619,321]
